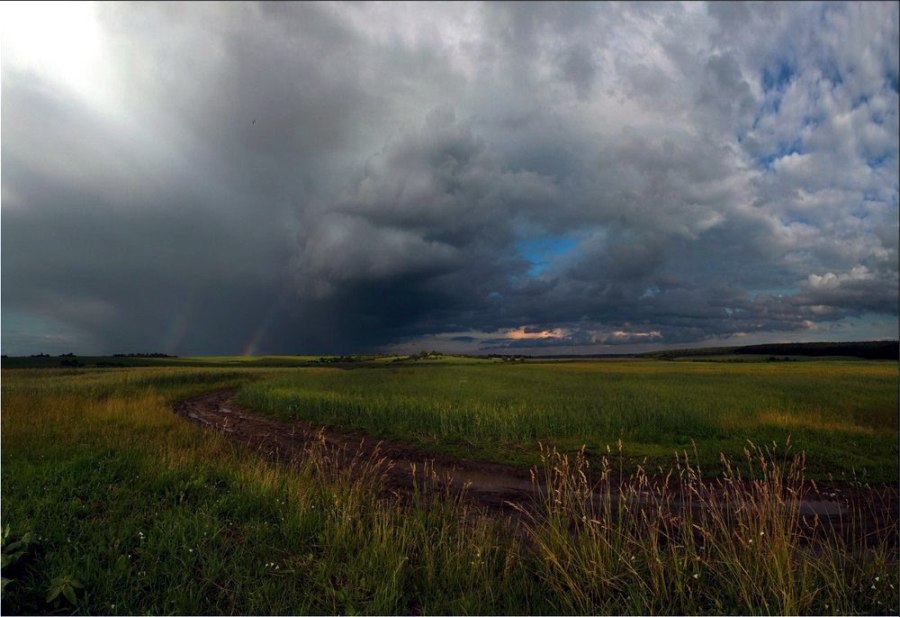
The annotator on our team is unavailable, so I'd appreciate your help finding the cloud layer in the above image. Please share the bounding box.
[2,2,897,354]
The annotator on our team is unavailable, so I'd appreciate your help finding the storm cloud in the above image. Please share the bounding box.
[2,1,897,355]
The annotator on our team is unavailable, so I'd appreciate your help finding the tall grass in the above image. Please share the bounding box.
[520,442,898,615]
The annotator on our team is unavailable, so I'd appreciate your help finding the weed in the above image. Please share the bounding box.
[1,525,34,596]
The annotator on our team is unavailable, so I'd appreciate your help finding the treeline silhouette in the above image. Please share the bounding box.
[732,340,898,360]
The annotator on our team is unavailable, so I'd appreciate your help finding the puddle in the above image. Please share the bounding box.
[798,499,845,517]
[441,466,535,494]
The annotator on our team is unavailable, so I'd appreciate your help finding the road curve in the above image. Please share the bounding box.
[173,388,897,533]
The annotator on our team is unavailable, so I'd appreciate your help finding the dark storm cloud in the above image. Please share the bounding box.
[2,2,897,355]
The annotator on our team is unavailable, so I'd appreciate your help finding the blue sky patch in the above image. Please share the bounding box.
[762,61,795,93]
[517,233,580,276]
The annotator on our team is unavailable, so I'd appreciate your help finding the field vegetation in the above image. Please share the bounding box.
[2,359,898,614]
[236,359,899,481]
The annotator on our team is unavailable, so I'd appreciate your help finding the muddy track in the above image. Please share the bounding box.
[173,387,537,513]
[173,388,898,529]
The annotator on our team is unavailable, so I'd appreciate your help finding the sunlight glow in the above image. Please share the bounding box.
[1,1,104,100]
[502,327,568,340]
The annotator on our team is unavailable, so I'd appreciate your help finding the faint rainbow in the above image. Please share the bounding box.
[161,298,195,354]
[241,287,289,356]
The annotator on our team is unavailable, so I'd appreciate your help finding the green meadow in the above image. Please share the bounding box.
[236,358,899,481]
[2,357,898,614]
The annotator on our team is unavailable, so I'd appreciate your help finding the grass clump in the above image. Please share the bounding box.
[520,441,898,615]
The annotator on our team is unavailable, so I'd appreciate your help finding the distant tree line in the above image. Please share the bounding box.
[733,340,898,360]
[316,355,359,364]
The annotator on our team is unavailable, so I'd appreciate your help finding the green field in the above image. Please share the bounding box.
[2,359,898,614]
[236,359,899,481]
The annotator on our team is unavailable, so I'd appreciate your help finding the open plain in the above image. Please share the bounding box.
[2,353,897,614]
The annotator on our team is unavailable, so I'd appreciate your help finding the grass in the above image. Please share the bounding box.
[2,363,898,614]
[235,359,899,481]
[521,442,898,614]
[1,368,535,614]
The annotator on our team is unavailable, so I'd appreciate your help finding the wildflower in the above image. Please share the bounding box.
[188,548,193,553]
[759,531,764,536]
[693,573,699,579]
[875,576,880,582]
[749,539,753,544]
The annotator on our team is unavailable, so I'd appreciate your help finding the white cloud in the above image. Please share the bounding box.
[808,265,874,289]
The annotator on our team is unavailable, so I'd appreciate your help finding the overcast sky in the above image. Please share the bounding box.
[2,1,898,356]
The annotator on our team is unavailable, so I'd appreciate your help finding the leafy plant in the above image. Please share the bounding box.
[46,574,82,606]
[1,525,34,595]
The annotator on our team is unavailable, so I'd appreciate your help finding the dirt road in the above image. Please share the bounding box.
[173,388,897,529]
[174,387,537,512]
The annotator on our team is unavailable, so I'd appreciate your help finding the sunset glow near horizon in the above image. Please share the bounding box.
[2,2,898,356]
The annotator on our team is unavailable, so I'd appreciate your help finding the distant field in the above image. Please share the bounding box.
[236,359,900,481]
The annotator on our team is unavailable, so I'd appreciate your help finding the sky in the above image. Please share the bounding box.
[1,1,898,356]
